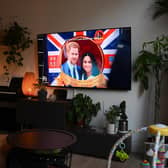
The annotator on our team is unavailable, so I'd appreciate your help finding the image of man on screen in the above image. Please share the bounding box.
[62,41,81,80]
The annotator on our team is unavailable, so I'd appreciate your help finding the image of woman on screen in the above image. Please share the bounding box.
[80,52,99,80]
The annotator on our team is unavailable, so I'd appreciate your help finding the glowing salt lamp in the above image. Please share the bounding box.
[22,72,36,97]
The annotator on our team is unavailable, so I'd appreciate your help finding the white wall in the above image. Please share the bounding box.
[0,0,168,152]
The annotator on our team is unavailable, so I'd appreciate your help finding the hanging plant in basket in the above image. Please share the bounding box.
[2,21,33,75]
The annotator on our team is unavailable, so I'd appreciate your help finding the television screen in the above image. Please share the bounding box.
[37,27,131,90]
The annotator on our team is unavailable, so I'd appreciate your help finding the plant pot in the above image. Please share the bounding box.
[38,89,47,101]
[76,119,85,128]
[107,123,116,134]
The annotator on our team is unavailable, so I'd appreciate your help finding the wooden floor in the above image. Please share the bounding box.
[0,133,143,168]
[72,153,143,168]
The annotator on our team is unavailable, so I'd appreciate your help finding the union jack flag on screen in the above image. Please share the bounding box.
[46,28,121,84]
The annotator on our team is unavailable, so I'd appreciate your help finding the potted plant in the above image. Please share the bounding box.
[105,104,121,134]
[67,93,101,128]
[33,79,48,101]
[1,21,32,75]
[134,35,168,123]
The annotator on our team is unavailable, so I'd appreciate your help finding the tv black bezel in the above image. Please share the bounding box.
[37,26,132,91]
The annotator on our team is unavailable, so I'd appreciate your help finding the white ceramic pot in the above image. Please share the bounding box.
[107,123,116,134]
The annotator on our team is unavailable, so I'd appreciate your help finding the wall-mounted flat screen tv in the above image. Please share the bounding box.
[37,27,131,90]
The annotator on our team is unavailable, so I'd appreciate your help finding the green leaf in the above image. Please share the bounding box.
[133,35,168,90]
[152,0,168,20]
[69,93,100,126]
[1,21,32,75]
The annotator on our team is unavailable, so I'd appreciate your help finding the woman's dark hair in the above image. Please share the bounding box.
[80,52,99,78]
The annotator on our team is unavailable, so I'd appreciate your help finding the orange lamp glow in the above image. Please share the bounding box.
[22,72,36,96]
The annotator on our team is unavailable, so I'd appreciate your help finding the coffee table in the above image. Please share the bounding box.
[6,129,76,168]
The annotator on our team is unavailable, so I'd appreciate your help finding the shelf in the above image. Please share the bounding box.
[70,127,131,159]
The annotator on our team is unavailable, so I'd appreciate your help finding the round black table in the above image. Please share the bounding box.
[6,129,76,168]
[7,129,76,150]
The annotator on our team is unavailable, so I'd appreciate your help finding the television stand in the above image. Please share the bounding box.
[16,99,131,159]
[69,127,131,159]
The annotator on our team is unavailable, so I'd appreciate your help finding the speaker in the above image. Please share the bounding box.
[37,34,46,82]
